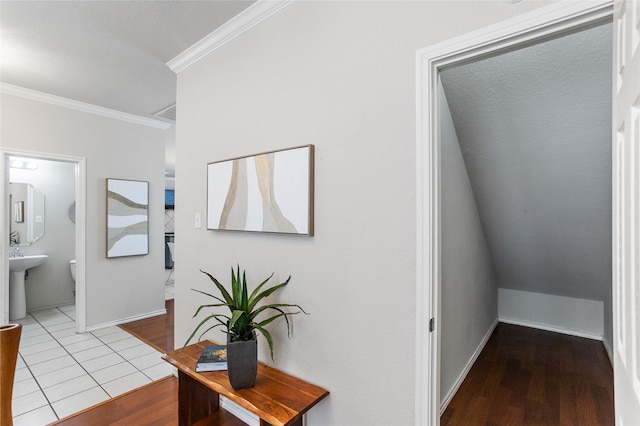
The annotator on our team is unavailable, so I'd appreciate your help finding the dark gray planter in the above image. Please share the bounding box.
[227,338,258,389]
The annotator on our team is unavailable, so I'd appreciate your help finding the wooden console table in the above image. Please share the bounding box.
[162,341,329,426]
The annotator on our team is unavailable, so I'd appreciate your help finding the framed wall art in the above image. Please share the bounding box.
[107,178,149,257]
[207,144,314,236]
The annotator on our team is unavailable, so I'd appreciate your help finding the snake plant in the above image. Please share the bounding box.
[185,265,308,360]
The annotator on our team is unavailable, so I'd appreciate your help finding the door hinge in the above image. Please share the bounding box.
[429,318,435,332]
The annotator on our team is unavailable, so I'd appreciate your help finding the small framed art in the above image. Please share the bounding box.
[107,178,149,257]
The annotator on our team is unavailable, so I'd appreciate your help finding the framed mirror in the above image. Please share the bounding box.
[9,182,45,245]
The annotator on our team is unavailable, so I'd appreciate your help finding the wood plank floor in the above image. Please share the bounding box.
[118,298,175,353]
[441,323,614,426]
[52,310,614,426]
[50,377,179,426]
[50,376,245,426]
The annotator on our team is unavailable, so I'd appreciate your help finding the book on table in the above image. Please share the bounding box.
[195,344,228,372]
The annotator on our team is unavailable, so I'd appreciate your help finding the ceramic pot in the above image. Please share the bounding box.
[1,324,22,426]
[227,338,258,389]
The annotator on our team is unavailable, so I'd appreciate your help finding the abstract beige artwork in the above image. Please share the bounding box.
[107,178,149,257]
[207,145,314,236]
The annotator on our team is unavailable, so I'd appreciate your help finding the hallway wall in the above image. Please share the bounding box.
[2,92,166,329]
[440,82,498,408]
[172,1,557,424]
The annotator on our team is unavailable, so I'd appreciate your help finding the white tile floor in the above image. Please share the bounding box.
[11,278,176,425]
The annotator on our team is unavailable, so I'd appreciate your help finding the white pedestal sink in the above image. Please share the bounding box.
[9,255,48,320]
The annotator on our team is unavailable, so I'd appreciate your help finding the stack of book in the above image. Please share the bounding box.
[195,344,228,372]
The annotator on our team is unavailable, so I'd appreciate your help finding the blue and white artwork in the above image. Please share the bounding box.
[107,179,149,257]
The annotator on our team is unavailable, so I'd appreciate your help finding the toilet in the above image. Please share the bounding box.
[69,259,76,282]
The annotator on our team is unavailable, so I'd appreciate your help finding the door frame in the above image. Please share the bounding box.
[1,149,87,332]
[415,1,614,424]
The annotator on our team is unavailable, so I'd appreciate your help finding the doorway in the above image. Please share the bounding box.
[2,150,87,332]
[414,1,614,424]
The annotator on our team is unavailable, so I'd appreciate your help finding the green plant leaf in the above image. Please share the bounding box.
[191,302,230,318]
[189,288,226,305]
[183,313,228,347]
[228,309,246,329]
[254,323,275,360]
[186,265,308,359]
[247,273,275,305]
[241,270,249,311]
[255,307,298,338]
[200,270,234,305]
[250,303,308,321]
[247,278,291,312]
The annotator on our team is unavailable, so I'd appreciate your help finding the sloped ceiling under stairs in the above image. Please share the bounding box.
[440,22,613,301]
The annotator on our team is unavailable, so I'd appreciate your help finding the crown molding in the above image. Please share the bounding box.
[167,0,295,73]
[0,83,173,130]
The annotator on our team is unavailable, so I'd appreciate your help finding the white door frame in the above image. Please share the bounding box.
[415,1,614,424]
[1,149,87,333]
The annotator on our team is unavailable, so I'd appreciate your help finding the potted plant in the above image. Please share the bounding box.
[185,265,308,389]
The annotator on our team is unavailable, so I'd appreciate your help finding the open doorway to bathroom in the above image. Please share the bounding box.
[2,150,86,332]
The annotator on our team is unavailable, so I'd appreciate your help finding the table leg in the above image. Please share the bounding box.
[178,371,220,426]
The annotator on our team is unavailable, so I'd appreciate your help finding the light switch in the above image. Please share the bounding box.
[194,212,201,229]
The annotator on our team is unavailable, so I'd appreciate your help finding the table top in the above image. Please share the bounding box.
[162,340,329,426]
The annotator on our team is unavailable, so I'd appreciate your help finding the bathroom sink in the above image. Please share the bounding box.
[9,255,48,272]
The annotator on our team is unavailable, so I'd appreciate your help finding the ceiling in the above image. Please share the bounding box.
[440,22,612,301]
[0,0,255,121]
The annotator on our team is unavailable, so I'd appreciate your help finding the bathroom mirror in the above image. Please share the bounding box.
[9,182,45,245]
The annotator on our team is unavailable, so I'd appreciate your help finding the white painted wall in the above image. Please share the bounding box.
[165,123,176,188]
[10,159,76,310]
[1,92,166,328]
[173,2,556,424]
[498,288,604,340]
[440,82,498,408]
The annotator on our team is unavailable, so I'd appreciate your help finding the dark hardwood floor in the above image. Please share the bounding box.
[441,323,614,426]
[50,376,244,426]
[119,298,175,353]
[51,377,179,426]
[51,305,614,426]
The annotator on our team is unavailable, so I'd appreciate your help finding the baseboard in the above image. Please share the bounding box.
[498,288,603,340]
[498,317,602,341]
[85,308,167,333]
[602,335,613,366]
[28,301,76,313]
[440,318,498,415]
[220,395,260,426]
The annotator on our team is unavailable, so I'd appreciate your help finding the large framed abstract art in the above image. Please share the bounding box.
[207,145,314,236]
[107,178,149,257]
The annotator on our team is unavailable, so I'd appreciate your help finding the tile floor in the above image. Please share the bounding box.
[11,277,176,425]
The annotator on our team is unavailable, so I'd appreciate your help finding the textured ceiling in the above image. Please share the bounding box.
[0,0,254,120]
[441,22,612,301]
